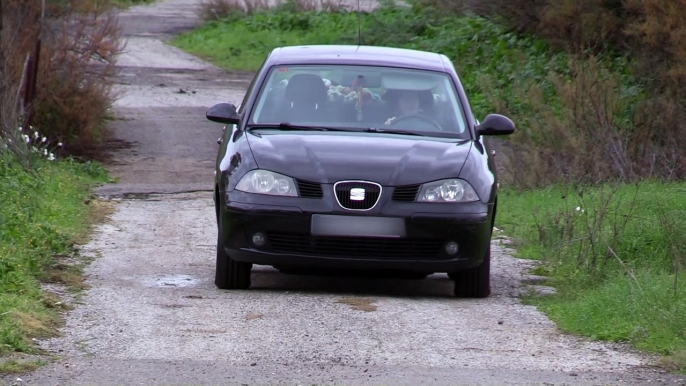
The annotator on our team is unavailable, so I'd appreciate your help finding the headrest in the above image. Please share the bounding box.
[285,73,327,102]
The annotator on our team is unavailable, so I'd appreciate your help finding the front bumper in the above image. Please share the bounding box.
[220,190,493,273]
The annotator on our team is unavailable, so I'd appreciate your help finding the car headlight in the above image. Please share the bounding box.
[235,170,297,197]
[417,179,479,202]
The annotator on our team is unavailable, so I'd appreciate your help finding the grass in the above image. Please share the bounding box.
[0,358,47,374]
[498,182,686,369]
[173,11,364,72]
[0,152,110,358]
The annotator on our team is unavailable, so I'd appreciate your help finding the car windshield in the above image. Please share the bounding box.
[247,64,469,138]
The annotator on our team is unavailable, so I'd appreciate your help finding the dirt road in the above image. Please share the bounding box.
[5,1,686,385]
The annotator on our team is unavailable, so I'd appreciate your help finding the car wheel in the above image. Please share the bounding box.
[215,218,252,290]
[450,248,491,298]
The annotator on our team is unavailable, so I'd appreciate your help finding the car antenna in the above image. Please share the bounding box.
[356,0,362,46]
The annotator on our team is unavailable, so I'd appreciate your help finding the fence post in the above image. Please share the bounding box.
[22,39,41,129]
[20,0,44,130]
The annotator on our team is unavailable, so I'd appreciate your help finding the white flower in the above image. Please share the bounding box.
[42,137,47,143]
[18,126,23,132]
[43,149,48,156]
[58,142,63,147]
[34,131,39,139]
[23,134,30,143]
[48,153,56,161]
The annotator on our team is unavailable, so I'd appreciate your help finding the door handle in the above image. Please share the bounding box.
[217,137,223,145]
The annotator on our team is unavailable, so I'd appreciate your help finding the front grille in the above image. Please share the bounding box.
[266,232,445,260]
[296,179,323,198]
[334,181,381,210]
[393,185,420,202]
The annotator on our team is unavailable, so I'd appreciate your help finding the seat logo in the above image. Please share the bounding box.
[350,188,366,201]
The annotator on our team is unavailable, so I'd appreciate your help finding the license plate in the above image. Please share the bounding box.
[311,215,406,238]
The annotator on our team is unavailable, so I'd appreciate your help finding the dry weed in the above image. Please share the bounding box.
[1,0,124,163]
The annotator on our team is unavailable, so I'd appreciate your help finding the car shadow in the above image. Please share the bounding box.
[248,265,456,299]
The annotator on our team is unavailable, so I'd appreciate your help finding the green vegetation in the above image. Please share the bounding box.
[172,4,573,119]
[0,152,109,356]
[0,0,115,367]
[173,1,686,370]
[109,0,155,8]
[173,11,364,72]
[172,3,646,186]
[0,358,47,374]
[498,183,686,364]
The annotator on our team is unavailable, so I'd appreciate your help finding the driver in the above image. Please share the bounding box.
[384,89,422,125]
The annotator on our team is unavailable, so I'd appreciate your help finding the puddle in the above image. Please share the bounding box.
[143,274,199,288]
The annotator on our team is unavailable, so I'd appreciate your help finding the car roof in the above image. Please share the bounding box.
[267,45,452,73]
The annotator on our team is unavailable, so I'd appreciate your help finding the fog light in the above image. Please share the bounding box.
[445,241,459,255]
[252,232,266,247]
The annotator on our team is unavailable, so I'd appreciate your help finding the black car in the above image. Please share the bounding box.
[206,45,514,298]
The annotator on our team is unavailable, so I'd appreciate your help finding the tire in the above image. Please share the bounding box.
[451,248,491,298]
[215,218,252,290]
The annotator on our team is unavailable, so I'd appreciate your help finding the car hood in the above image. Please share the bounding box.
[247,132,472,186]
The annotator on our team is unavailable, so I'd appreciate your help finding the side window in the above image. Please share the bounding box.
[251,70,283,123]
[237,56,268,115]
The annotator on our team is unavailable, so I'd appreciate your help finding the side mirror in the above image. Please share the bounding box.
[476,114,515,136]
[206,103,240,125]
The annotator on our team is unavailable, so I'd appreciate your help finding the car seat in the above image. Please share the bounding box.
[417,90,436,115]
[280,73,329,123]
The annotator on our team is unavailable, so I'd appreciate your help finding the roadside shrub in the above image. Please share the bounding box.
[0,0,43,169]
[34,0,123,156]
[199,0,269,21]
[198,0,344,22]
[413,0,686,186]
[416,0,546,35]
[426,0,686,94]
[109,0,154,7]
[624,0,686,91]
[271,0,345,13]
[1,0,123,164]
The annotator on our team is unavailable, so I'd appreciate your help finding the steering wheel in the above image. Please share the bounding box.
[389,114,444,131]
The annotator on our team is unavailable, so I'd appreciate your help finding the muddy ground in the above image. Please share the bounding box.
[4,0,686,385]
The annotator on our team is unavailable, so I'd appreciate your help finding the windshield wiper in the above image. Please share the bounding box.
[363,127,424,136]
[246,123,355,132]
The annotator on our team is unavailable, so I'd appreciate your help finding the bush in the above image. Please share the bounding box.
[1,0,123,164]
[198,0,345,22]
[199,0,270,21]
[0,0,42,169]
[35,0,123,155]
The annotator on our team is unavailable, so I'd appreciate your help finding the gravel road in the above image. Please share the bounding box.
[4,0,686,385]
